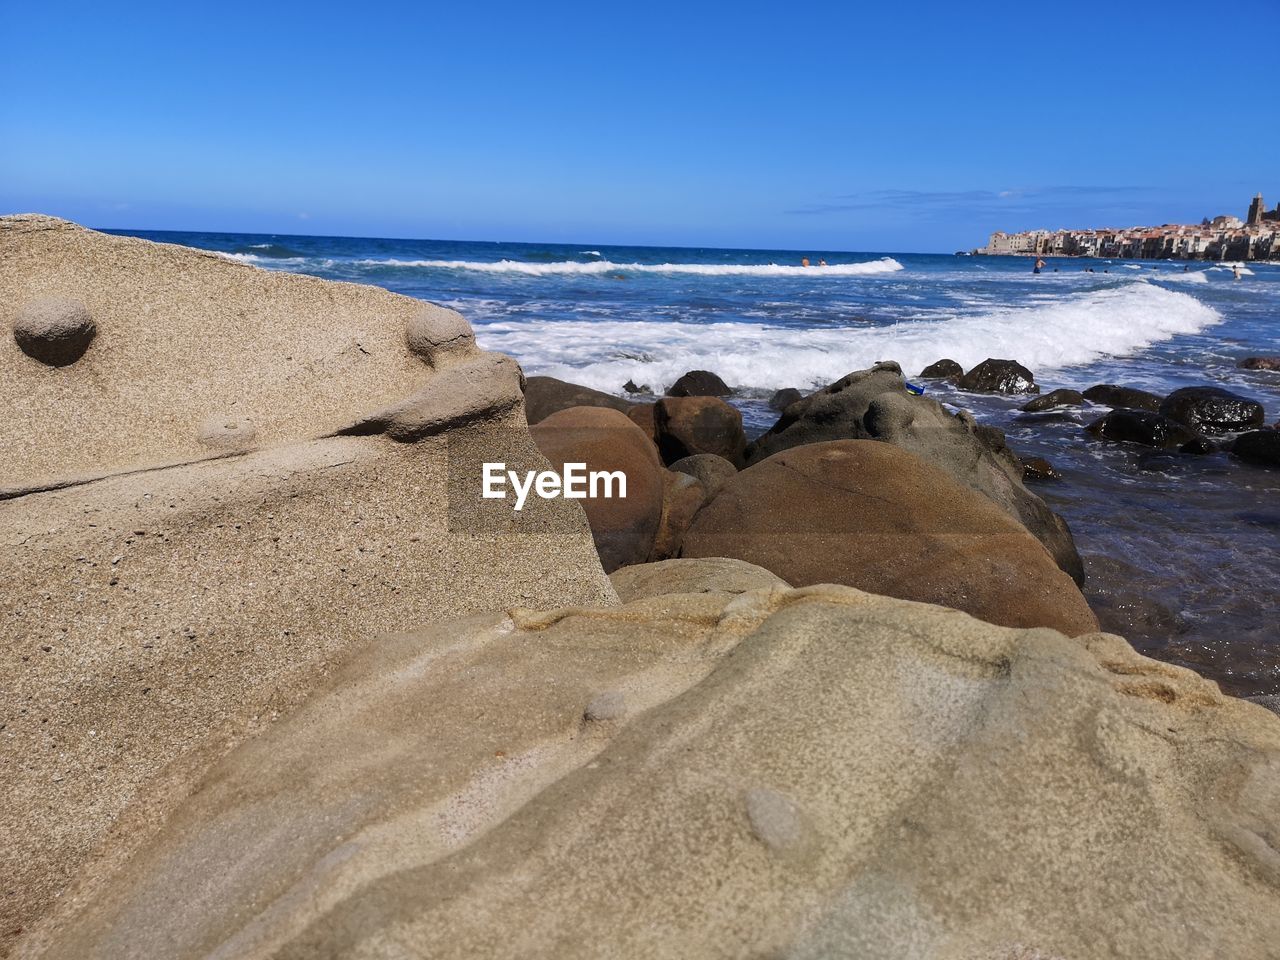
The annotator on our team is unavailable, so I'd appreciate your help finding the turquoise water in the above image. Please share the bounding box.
[112,229,1280,694]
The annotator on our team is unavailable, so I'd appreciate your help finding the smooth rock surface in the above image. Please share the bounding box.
[669,453,738,498]
[647,470,709,561]
[957,358,1039,394]
[610,557,788,601]
[685,440,1097,635]
[1082,384,1164,411]
[530,406,665,572]
[12,296,96,366]
[1158,386,1266,435]
[768,387,803,411]
[1021,388,1084,412]
[746,362,1082,583]
[21,587,1279,960]
[666,369,731,397]
[523,376,632,424]
[919,358,963,380]
[654,396,747,467]
[1086,409,1202,450]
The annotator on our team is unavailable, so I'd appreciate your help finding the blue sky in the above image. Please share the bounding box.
[2,0,1277,252]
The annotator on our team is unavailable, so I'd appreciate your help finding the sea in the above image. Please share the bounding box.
[109,229,1280,696]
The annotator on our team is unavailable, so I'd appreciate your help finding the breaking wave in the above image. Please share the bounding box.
[352,257,905,277]
[472,281,1222,393]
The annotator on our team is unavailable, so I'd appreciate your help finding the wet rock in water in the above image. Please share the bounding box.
[609,557,788,601]
[919,358,963,380]
[747,362,1082,584]
[668,452,738,498]
[654,396,747,467]
[1232,429,1280,467]
[623,379,652,396]
[768,387,803,411]
[1086,409,1201,450]
[684,440,1097,636]
[1021,388,1085,413]
[957,358,1039,395]
[1158,386,1266,435]
[666,369,731,397]
[1022,457,1061,482]
[523,376,633,424]
[1081,384,1164,412]
[647,470,709,562]
[531,406,665,572]
[1238,356,1280,371]
[12,296,97,366]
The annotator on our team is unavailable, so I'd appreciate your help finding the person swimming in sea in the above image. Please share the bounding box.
[801,257,810,268]
[1033,257,1046,274]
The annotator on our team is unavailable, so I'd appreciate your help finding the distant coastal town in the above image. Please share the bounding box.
[977,192,1280,261]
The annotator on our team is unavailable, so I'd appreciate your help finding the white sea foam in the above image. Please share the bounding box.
[352,257,905,277]
[472,281,1222,393]
[1208,263,1256,275]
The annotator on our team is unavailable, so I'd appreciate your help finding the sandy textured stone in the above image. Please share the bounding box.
[12,296,96,366]
[0,215,474,489]
[0,218,617,954]
[18,588,1280,960]
[610,557,789,601]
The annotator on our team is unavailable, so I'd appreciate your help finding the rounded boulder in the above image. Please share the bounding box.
[1158,386,1265,434]
[654,396,746,466]
[667,369,731,397]
[530,406,664,572]
[13,297,96,366]
[682,440,1098,636]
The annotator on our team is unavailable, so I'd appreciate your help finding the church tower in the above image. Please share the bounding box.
[1247,193,1266,224]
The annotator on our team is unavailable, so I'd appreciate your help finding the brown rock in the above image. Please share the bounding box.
[1238,356,1280,371]
[523,376,631,424]
[683,440,1097,635]
[668,453,738,498]
[626,402,658,445]
[531,406,664,572]
[647,470,709,561]
[667,369,731,397]
[653,396,746,466]
[1022,457,1062,482]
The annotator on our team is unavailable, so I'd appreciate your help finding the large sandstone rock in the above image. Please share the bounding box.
[522,376,632,424]
[0,218,616,955]
[684,440,1097,636]
[654,396,747,467]
[669,453,738,498]
[19,587,1280,959]
[746,362,1082,583]
[0,215,478,492]
[531,406,665,572]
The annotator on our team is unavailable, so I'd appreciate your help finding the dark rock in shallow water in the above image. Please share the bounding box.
[1238,357,1280,371]
[1232,430,1280,466]
[1022,457,1061,482]
[623,379,653,396]
[957,358,1039,395]
[1159,386,1266,435]
[746,361,1083,583]
[524,376,631,424]
[768,387,803,411]
[919,358,963,380]
[667,369,731,397]
[1021,388,1085,413]
[654,396,746,467]
[1081,384,1163,411]
[1086,409,1200,450]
